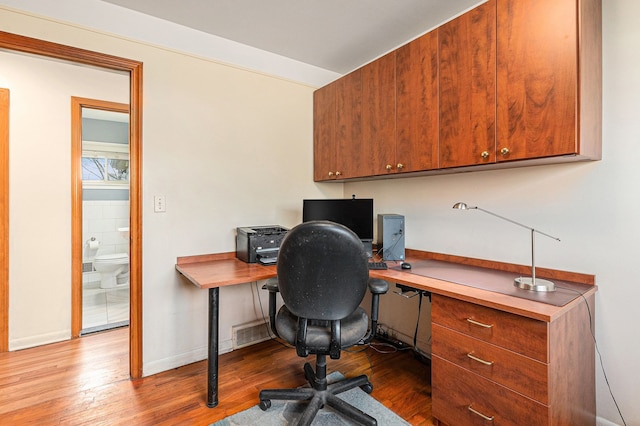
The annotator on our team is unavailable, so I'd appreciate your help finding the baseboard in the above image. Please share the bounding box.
[596,416,622,426]
[9,329,70,351]
[143,338,233,377]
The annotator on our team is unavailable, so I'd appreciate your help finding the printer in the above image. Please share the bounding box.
[236,225,289,265]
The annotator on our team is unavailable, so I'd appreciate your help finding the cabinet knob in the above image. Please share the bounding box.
[335,171,342,177]
[500,147,510,156]
[386,164,392,171]
[396,163,404,170]
[328,171,334,177]
[481,151,489,159]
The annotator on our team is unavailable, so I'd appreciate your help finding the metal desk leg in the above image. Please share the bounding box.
[207,287,219,408]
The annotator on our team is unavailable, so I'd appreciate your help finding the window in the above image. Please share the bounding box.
[82,141,129,188]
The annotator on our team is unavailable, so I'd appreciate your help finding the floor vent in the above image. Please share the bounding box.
[82,262,94,273]
[232,320,271,350]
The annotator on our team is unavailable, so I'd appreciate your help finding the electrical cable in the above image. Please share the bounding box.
[375,231,405,264]
[557,286,627,426]
[253,281,293,349]
[413,292,422,349]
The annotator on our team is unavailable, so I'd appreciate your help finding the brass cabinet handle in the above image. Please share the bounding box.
[467,352,494,366]
[500,147,510,156]
[328,171,334,177]
[468,405,495,421]
[481,151,489,159]
[386,164,393,171]
[397,163,404,170]
[335,171,342,177]
[466,318,493,328]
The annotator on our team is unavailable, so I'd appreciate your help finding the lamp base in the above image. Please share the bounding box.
[514,277,556,292]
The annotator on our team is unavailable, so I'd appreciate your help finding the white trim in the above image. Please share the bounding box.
[596,417,623,426]
[142,339,233,377]
[83,140,128,154]
[82,183,129,190]
[10,329,71,351]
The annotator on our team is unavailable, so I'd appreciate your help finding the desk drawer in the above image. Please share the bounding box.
[432,355,548,426]
[432,323,548,404]
[432,294,548,362]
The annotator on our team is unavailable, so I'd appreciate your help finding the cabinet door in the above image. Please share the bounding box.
[358,52,396,178]
[439,0,496,169]
[335,69,362,179]
[497,0,577,161]
[313,82,337,181]
[396,30,439,173]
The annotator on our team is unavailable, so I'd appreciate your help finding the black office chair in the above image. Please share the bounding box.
[259,220,389,426]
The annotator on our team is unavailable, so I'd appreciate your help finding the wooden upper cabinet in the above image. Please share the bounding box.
[313,69,363,181]
[358,52,396,178]
[438,0,496,169]
[313,81,337,181]
[396,30,439,173]
[497,0,601,162]
[335,69,363,180]
[312,0,600,181]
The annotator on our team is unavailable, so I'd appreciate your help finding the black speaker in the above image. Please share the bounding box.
[377,214,405,261]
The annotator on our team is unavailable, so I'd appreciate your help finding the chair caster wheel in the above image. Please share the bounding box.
[360,383,373,394]
[259,399,271,411]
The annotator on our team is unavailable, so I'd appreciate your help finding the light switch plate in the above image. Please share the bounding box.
[154,195,166,212]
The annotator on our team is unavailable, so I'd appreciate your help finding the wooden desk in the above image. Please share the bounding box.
[176,250,596,423]
[176,252,276,407]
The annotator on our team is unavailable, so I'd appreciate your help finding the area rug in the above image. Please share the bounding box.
[211,372,410,425]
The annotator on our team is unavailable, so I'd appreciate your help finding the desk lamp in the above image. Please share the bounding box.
[452,202,560,292]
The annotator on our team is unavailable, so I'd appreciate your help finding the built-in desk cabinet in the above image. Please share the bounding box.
[431,294,596,426]
[313,0,601,181]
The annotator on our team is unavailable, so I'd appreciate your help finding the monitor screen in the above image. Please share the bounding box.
[302,198,374,241]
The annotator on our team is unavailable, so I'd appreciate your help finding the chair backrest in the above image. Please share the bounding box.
[276,220,369,321]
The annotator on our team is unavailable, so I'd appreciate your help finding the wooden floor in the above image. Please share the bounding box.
[0,327,434,425]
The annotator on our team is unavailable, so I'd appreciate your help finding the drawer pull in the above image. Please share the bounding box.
[467,352,494,366]
[468,405,495,421]
[466,318,493,328]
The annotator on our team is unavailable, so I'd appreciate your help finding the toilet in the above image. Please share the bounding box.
[93,253,129,289]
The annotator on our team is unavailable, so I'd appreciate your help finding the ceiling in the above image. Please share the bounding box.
[101,0,484,74]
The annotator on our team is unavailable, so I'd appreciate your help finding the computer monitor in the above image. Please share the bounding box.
[302,198,374,256]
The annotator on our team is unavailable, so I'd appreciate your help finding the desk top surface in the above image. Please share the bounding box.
[176,250,596,322]
[176,252,276,288]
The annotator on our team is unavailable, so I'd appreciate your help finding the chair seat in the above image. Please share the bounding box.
[276,306,369,352]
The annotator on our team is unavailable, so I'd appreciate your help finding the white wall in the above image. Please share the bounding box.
[1,1,638,425]
[0,4,342,371]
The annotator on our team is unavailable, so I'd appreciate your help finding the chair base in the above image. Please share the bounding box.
[259,358,377,426]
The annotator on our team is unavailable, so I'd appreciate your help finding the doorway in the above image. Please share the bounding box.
[0,31,143,379]
[71,99,130,335]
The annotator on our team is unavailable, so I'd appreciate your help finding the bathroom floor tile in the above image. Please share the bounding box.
[82,284,129,332]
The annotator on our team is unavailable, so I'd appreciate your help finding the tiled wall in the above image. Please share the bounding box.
[83,200,129,283]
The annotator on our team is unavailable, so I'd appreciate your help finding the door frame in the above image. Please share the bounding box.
[0,30,143,379]
[0,88,8,353]
[71,97,130,337]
